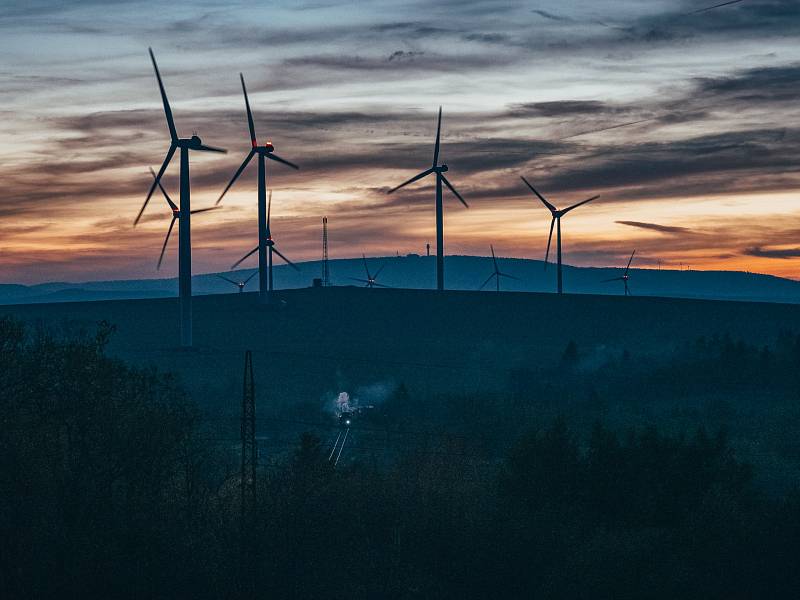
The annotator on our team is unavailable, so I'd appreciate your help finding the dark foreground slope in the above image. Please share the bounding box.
[5,312,800,600]
[3,286,800,414]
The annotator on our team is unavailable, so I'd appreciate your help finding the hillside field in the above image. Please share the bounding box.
[2,286,799,412]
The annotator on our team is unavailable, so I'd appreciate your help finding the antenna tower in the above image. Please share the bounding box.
[322,216,330,286]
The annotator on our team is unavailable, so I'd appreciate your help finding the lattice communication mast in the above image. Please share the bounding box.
[322,216,330,286]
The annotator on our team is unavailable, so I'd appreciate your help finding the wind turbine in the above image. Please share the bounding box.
[349,254,390,288]
[231,190,300,287]
[602,249,635,296]
[478,245,520,292]
[134,48,226,348]
[387,107,467,291]
[217,73,299,304]
[148,168,220,271]
[520,176,599,295]
[217,270,258,293]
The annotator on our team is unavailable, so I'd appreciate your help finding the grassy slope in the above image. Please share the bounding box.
[3,286,799,413]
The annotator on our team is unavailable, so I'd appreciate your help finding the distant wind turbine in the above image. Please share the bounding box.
[134,48,226,348]
[521,176,599,295]
[148,168,220,271]
[602,250,636,296]
[349,254,390,288]
[479,245,520,292]
[217,270,258,293]
[217,73,299,304]
[231,190,299,287]
[387,107,468,291]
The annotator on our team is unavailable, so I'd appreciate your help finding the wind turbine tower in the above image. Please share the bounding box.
[217,270,258,293]
[217,74,299,304]
[387,107,468,291]
[479,245,520,292]
[520,176,599,295]
[602,249,636,296]
[231,190,299,287]
[349,254,390,288]
[135,48,226,347]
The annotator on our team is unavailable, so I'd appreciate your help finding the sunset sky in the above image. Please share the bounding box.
[1,0,799,284]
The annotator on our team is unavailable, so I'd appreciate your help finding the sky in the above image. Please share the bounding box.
[1,0,799,284]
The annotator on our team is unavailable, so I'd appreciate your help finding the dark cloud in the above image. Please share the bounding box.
[283,50,514,73]
[743,246,800,259]
[387,50,424,62]
[531,9,574,23]
[461,32,510,44]
[616,221,694,234]
[693,63,800,104]
[570,1,794,54]
[507,100,615,118]
[539,127,800,200]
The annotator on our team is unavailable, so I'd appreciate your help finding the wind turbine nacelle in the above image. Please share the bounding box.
[264,141,275,152]
[188,135,203,148]
[265,239,275,247]
[440,164,449,172]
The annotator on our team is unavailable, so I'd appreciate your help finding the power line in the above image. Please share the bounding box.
[240,350,256,600]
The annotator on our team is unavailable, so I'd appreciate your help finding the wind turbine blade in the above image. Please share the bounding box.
[478,273,495,291]
[625,249,636,275]
[561,195,600,215]
[387,168,433,194]
[601,277,624,283]
[150,166,178,212]
[216,274,238,285]
[157,216,177,270]
[372,282,392,288]
[196,144,227,153]
[216,150,255,205]
[149,48,178,142]
[432,106,442,167]
[266,153,300,170]
[347,277,369,284]
[441,174,468,208]
[500,272,521,281]
[243,269,259,284]
[189,206,221,215]
[373,263,386,278]
[490,245,498,272]
[520,176,557,213]
[240,73,257,146]
[231,246,258,269]
[361,253,371,280]
[272,246,300,271]
[544,217,555,269]
[136,144,176,226]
